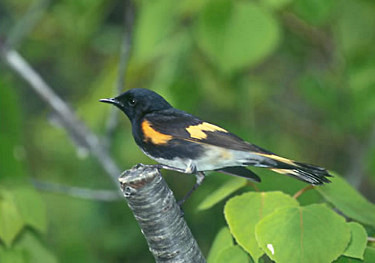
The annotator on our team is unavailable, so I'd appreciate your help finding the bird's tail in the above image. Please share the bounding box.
[254,153,332,185]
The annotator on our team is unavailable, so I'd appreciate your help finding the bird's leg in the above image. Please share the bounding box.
[183,159,196,174]
[146,164,187,173]
[177,171,205,206]
[147,160,196,174]
[144,162,203,206]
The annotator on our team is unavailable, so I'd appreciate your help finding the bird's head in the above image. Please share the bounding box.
[100,88,172,122]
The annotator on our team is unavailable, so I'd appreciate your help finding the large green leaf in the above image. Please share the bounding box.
[0,190,24,247]
[11,187,47,234]
[316,175,375,227]
[198,177,247,210]
[224,191,298,262]
[207,227,234,263]
[343,222,367,259]
[195,0,280,74]
[216,246,251,263]
[255,204,351,263]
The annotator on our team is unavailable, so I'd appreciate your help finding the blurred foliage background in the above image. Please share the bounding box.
[1,0,375,262]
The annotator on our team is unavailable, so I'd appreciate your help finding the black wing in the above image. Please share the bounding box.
[216,166,261,182]
[144,108,271,153]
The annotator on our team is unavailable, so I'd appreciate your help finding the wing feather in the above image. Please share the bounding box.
[144,109,269,153]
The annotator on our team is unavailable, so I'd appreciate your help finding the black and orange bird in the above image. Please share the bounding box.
[100,88,331,203]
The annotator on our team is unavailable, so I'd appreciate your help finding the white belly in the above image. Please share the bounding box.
[141,144,259,173]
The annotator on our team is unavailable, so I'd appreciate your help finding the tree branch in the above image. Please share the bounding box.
[0,47,121,187]
[119,164,206,263]
[32,179,121,201]
[281,11,333,56]
[293,185,314,199]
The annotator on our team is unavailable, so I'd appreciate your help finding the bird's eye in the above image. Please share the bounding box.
[128,98,136,106]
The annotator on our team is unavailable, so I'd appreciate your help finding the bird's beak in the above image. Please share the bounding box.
[99,98,123,108]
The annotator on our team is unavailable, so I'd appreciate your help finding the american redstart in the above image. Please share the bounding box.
[100,88,331,204]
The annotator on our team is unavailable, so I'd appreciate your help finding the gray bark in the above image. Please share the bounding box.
[119,164,206,263]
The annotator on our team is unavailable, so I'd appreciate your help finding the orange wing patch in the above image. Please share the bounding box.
[186,122,227,140]
[142,120,172,145]
[256,153,297,166]
[271,168,299,176]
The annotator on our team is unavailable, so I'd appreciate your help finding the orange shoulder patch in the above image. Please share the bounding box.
[186,122,227,140]
[141,120,172,145]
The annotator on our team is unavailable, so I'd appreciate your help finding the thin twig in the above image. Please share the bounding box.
[104,0,134,146]
[281,11,333,56]
[293,185,314,199]
[32,179,121,201]
[0,48,121,187]
[247,181,260,192]
[368,236,375,242]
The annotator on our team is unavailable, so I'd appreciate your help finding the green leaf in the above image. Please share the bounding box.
[198,177,247,210]
[0,247,25,263]
[0,191,24,247]
[11,187,47,233]
[333,255,362,263]
[255,204,351,263]
[343,222,367,259]
[216,245,250,263]
[195,0,280,74]
[335,247,375,263]
[14,231,57,263]
[316,175,375,227]
[224,191,299,262]
[207,227,234,263]
[133,0,177,62]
